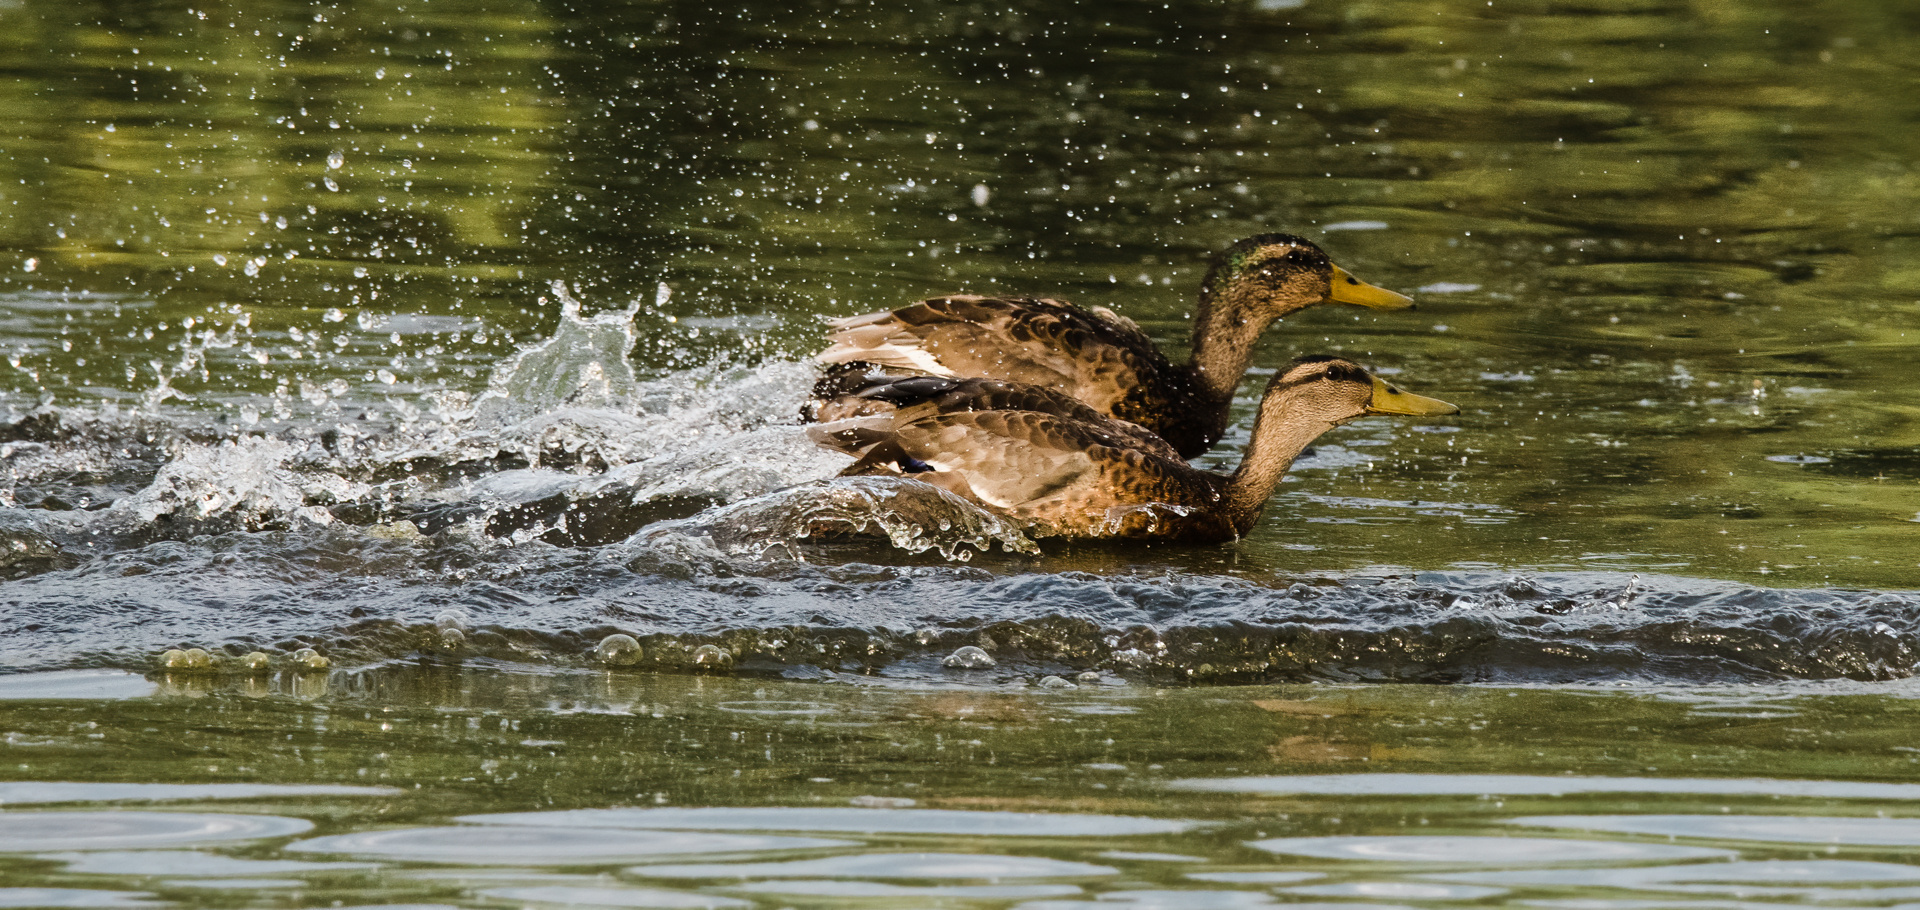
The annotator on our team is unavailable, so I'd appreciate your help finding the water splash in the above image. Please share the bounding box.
[474,283,644,422]
[626,476,1040,563]
[108,436,354,532]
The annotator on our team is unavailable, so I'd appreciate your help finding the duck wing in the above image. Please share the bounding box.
[806,372,1186,462]
[808,408,1223,537]
[817,295,1179,415]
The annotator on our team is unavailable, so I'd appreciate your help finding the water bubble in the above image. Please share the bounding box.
[434,609,471,632]
[160,648,213,671]
[290,648,330,670]
[326,150,344,169]
[595,634,643,666]
[691,644,734,670]
[971,183,991,206]
[943,646,995,669]
[240,652,271,672]
[1075,671,1102,684]
[1038,675,1076,689]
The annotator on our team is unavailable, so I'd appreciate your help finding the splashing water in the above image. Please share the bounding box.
[4,285,1920,685]
[626,476,1039,563]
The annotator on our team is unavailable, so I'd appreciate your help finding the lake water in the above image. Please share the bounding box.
[3,0,1919,905]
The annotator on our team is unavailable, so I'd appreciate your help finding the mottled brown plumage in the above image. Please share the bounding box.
[803,367,1183,460]
[807,357,1459,543]
[811,234,1414,458]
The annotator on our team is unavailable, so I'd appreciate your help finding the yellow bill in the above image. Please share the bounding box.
[1365,376,1459,416]
[1328,264,1415,310]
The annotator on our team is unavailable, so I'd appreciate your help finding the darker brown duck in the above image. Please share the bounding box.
[809,233,1414,459]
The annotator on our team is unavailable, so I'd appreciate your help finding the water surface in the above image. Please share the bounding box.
[3,0,1920,903]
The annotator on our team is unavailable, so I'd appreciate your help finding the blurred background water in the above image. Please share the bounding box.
[3,0,1920,904]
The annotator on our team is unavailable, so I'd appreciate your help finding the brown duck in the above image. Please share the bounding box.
[807,356,1458,543]
[811,233,1414,458]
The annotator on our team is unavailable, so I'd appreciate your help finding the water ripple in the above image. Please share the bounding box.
[1247,835,1729,865]
[1513,814,1920,846]
[627,852,1116,880]
[463,807,1193,837]
[0,812,312,851]
[286,826,846,865]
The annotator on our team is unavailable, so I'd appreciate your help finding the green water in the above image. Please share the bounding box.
[3,0,1917,586]
[5,1,1920,903]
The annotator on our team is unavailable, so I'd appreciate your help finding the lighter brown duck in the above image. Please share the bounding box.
[806,356,1459,543]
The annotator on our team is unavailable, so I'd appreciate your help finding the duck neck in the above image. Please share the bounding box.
[1187,280,1283,404]
[1223,398,1335,537]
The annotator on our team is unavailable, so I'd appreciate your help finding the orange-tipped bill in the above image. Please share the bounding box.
[1328,264,1415,310]
[1365,376,1459,417]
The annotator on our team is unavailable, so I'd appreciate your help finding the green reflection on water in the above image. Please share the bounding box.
[1,0,1916,586]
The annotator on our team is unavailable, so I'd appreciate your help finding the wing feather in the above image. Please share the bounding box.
[817,296,1174,412]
